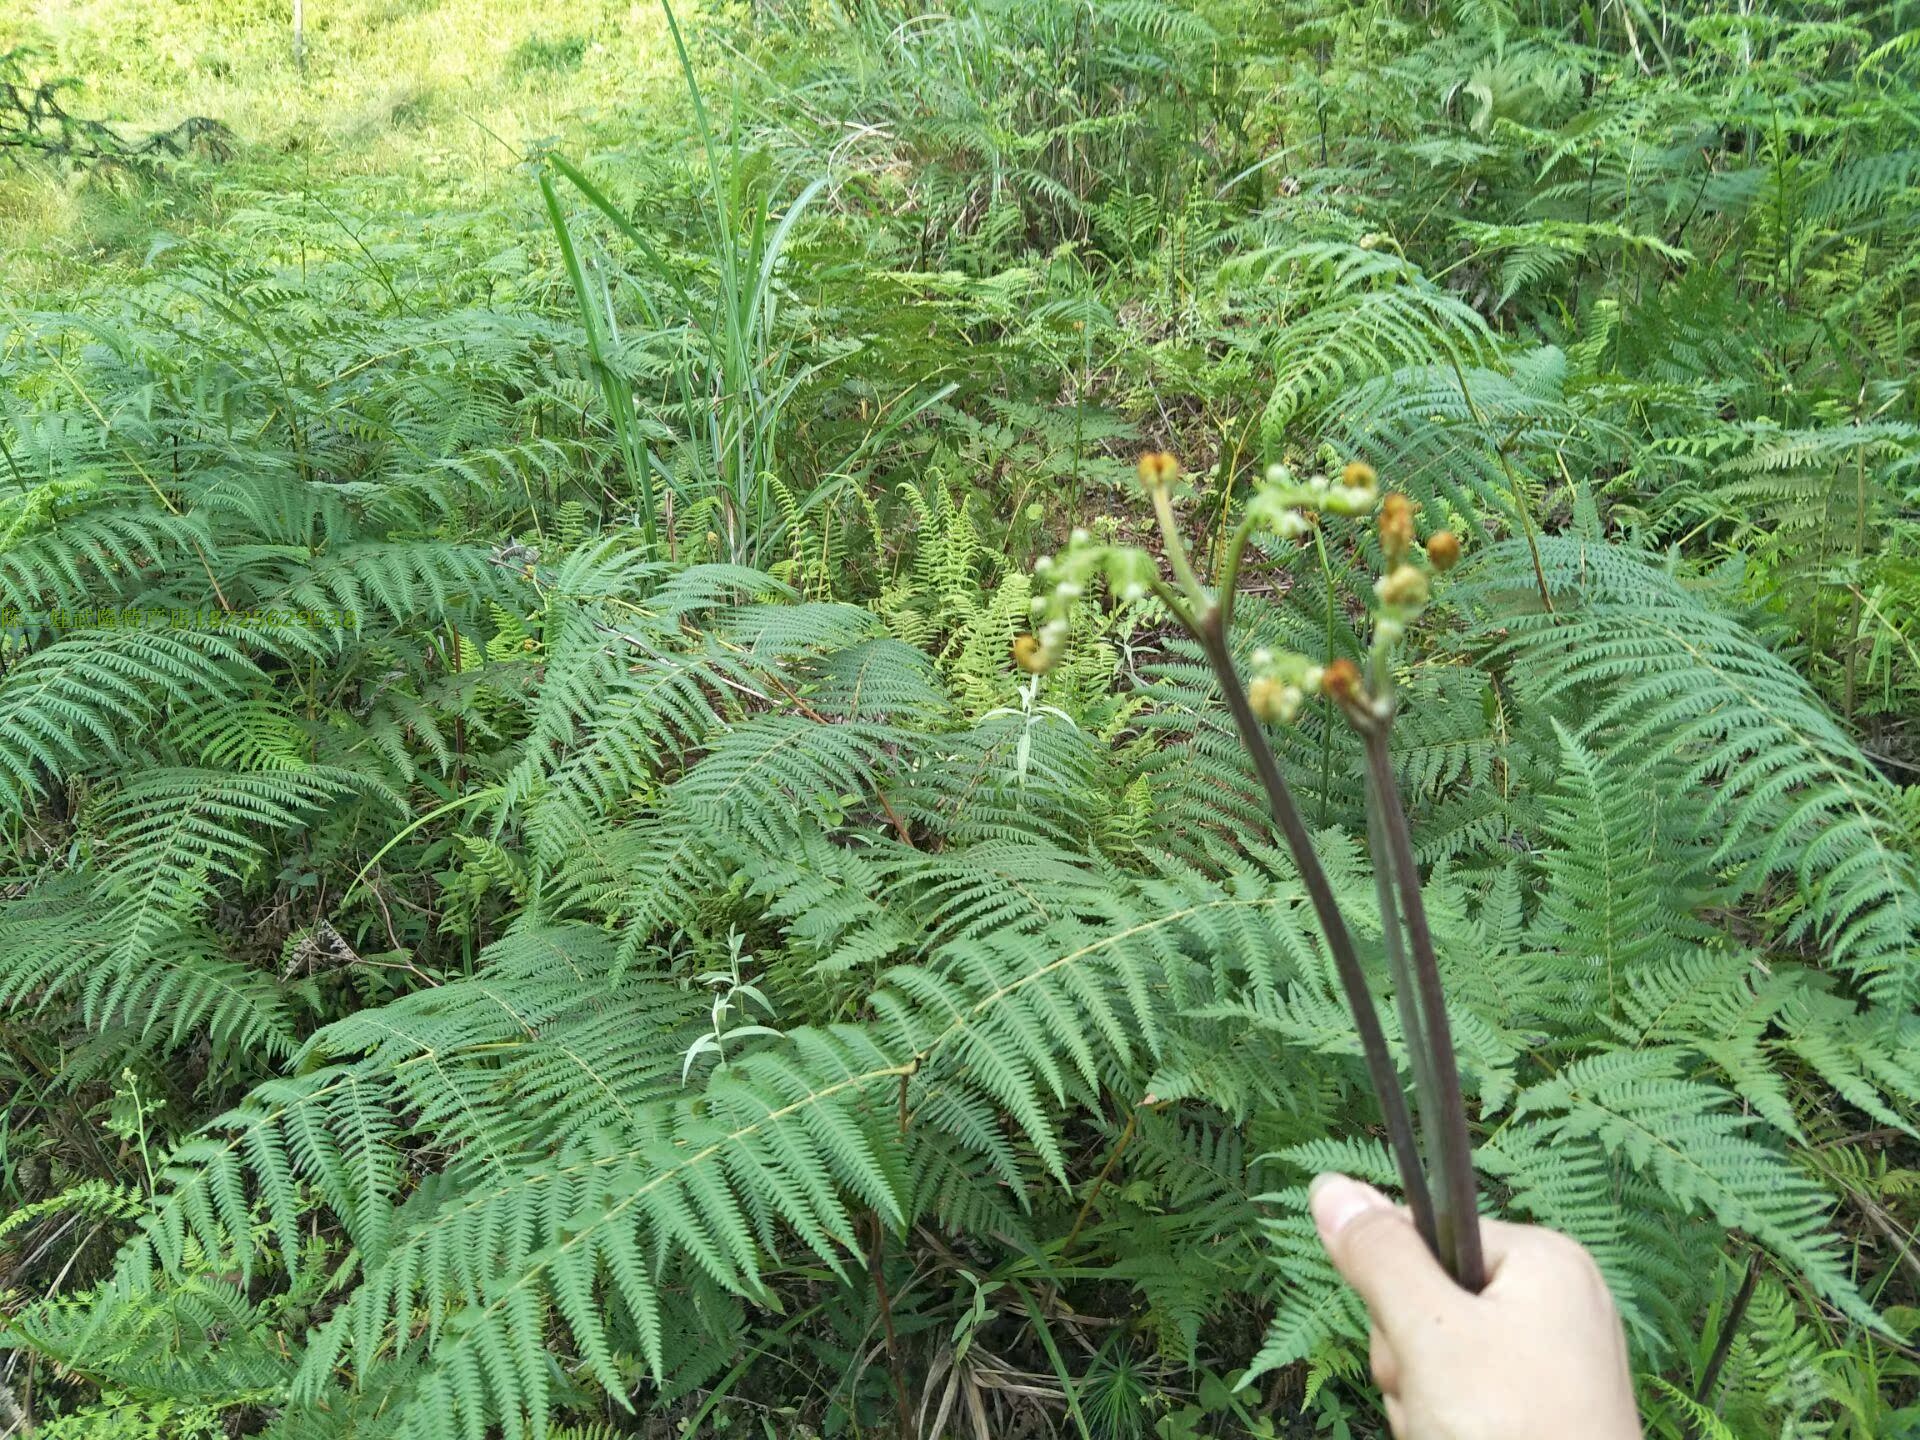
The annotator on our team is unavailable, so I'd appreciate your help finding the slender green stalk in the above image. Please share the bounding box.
[1213,513,1256,633]
[1313,525,1338,827]
[1843,447,1867,720]
[539,169,658,549]
[1447,357,1552,616]
[1153,484,1210,605]
[545,2,836,568]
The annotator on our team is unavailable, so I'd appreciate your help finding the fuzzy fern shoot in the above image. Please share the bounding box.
[1024,454,1487,1288]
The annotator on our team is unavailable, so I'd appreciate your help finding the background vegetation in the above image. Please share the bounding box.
[1,0,1917,1436]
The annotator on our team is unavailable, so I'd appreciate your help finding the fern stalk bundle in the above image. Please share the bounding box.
[1026,455,1485,1289]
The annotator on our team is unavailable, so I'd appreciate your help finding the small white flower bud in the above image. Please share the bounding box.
[1248,676,1287,723]
[1376,564,1430,609]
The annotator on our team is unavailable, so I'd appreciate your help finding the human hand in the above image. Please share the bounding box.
[1309,1173,1642,1440]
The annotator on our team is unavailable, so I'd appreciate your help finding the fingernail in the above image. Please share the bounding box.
[1309,1173,1387,1238]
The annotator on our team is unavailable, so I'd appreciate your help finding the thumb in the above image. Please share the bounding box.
[1309,1173,1456,1323]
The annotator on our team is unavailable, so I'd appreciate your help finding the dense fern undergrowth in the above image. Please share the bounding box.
[1,1,1918,1436]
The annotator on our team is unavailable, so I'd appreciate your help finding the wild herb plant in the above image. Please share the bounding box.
[1,1,1918,1437]
[1023,454,1487,1287]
